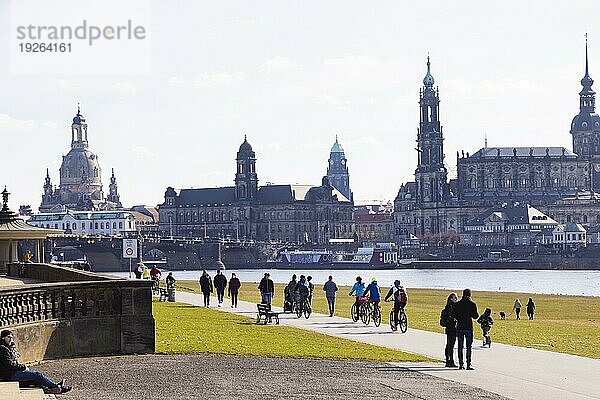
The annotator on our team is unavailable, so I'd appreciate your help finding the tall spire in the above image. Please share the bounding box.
[581,33,594,92]
[423,55,435,87]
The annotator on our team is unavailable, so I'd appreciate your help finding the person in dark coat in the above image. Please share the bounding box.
[199,270,213,308]
[526,297,536,320]
[213,270,228,307]
[452,288,479,370]
[0,330,71,394]
[307,276,315,304]
[228,273,241,308]
[258,273,275,305]
[440,292,458,367]
[323,275,338,316]
[477,308,494,348]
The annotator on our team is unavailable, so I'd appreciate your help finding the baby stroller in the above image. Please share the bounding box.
[283,284,293,312]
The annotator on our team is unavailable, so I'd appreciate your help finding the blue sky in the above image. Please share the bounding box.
[0,1,598,209]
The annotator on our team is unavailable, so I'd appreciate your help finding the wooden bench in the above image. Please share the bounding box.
[256,303,280,324]
[159,288,170,302]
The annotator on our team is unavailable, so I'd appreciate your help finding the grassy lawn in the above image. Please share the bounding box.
[153,300,429,362]
[176,280,600,359]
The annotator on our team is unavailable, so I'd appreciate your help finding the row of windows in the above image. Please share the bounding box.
[357,224,392,232]
[554,233,585,241]
[170,209,353,223]
[466,175,580,190]
[34,221,131,230]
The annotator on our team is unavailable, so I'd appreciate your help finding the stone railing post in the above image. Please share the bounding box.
[120,282,155,353]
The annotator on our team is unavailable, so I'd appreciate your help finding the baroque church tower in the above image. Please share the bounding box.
[234,136,258,201]
[570,36,600,190]
[40,105,122,212]
[326,136,352,201]
[415,57,448,204]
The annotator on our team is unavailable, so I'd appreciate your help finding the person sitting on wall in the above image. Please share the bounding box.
[0,330,72,394]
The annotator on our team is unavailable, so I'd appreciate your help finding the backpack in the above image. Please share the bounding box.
[440,308,448,327]
[396,287,408,304]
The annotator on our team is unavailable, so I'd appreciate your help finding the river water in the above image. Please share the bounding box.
[109,268,600,297]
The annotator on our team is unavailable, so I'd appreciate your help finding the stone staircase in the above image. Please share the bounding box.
[0,382,55,399]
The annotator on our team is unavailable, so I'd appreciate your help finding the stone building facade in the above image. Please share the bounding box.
[39,106,122,212]
[395,43,600,242]
[158,137,354,243]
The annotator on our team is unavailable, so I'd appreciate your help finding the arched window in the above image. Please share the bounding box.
[583,214,588,223]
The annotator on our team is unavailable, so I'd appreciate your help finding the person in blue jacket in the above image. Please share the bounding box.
[348,276,366,320]
[363,277,381,310]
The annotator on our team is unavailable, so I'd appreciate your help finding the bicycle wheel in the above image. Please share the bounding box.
[295,302,302,318]
[351,303,359,322]
[304,301,312,319]
[389,309,397,331]
[373,306,381,327]
[399,311,408,333]
[361,304,371,325]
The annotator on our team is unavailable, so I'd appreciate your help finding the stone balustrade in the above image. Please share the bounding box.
[1,263,155,363]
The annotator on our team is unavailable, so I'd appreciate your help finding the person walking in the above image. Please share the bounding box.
[228,273,241,308]
[452,288,479,370]
[307,276,315,304]
[477,308,494,348]
[199,270,213,308]
[141,265,150,280]
[513,298,522,320]
[439,292,458,367]
[0,330,71,394]
[133,264,142,279]
[323,275,338,317]
[258,273,275,305]
[214,270,228,307]
[526,297,536,320]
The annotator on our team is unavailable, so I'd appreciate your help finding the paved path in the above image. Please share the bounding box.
[175,291,600,400]
[0,275,38,287]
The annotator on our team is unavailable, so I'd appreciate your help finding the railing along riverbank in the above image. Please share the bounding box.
[1,263,154,363]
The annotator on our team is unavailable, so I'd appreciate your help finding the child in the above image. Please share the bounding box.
[477,308,494,348]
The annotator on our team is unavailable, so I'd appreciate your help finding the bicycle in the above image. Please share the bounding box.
[351,295,369,322]
[360,301,382,326]
[389,306,408,333]
[294,296,312,319]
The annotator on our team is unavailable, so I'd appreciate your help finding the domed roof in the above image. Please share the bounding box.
[59,148,103,186]
[238,135,254,154]
[571,112,600,133]
[423,56,435,87]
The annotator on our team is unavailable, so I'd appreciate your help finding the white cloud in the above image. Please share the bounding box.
[315,94,345,109]
[168,76,184,84]
[324,55,383,69]
[110,82,137,95]
[192,71,247,88]
[129,146,155,159]
[259,56,301,73]
[0,114,42,132]
[445,78,547,98]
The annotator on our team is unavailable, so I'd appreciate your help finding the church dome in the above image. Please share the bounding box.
[59,147,103,187]
[238,135,254,156]
[571,112,600,133]
[423,56,435,87]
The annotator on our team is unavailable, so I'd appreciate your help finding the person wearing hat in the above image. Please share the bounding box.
[0,330,71,394]
[363,277,381,310]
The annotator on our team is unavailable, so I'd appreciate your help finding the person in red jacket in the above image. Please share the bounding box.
[228,273,241,308]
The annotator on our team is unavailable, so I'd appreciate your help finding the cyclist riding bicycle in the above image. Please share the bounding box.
[385,280,408,326]
[363,277,381,310]
[349,276,366,320]
[297,275,310,310]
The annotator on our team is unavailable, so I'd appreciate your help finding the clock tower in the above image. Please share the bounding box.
[327,136,352,201]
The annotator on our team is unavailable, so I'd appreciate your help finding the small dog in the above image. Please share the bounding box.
[499,311,506,320]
